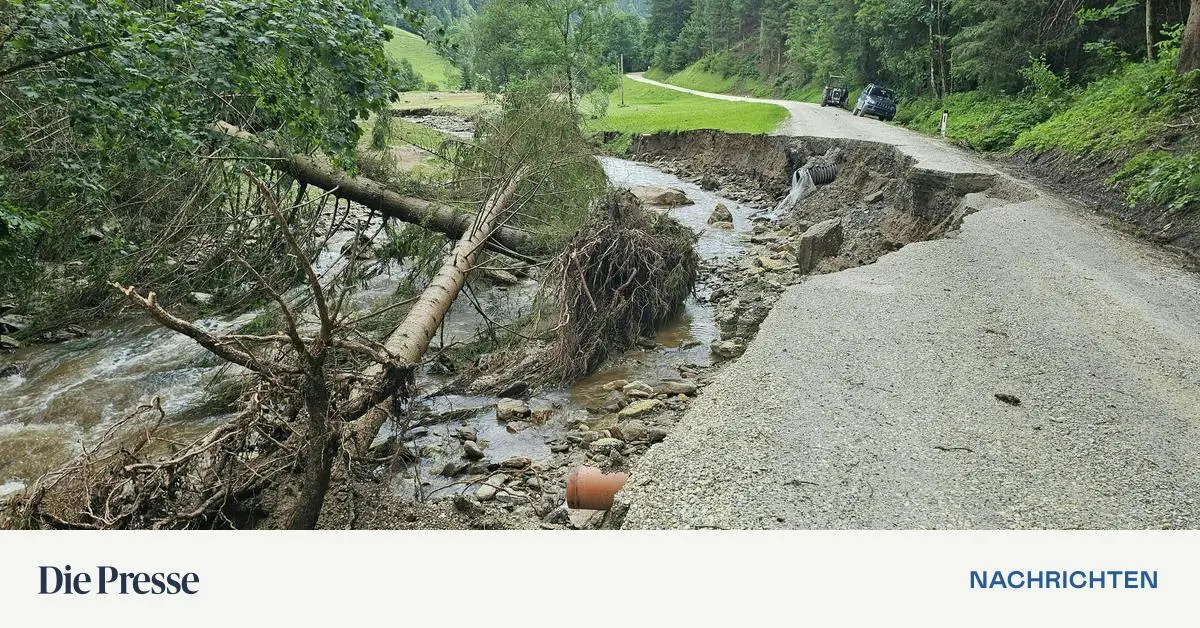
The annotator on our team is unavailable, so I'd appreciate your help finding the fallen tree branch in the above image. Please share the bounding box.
[345,165,532,456]
[212,121,538,262]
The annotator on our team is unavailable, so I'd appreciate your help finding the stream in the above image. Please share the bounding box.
[0,157,757,499]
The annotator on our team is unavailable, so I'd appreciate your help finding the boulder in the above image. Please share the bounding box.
[612,420,648,442]
[0,314,30,334]
[440,460,469,477]
[710,221,734,230]
[647,428,669,443]
[0,363,24,378]
[463,440,485,460]
[621,381,654,397]
[601,379,628,391]
[495,398,531,422]
[495,490,528,505]
[496,380,528,398]
[707,203,733,224]
[601,391,624,413]
[476,473,509,501]
[40,325,87,343]
[484,268,521,285]
[589,437,624,454]
[501,456,532,470]
[794,218,844,274]
[455,426,478,442]
[756,256,792,271]
[710,339,746,359]
[588,416,619,432]
[0,335,20,350]
[452,495,486,517]
[654,380,698,396]
[630,185,693,207]
[618,398,663,418]
[187,292,215,306]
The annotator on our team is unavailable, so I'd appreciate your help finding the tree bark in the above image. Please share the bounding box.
[288,383,335,530]
[1180,0,1200,74]
[213,122,536,260]
[345,167,530,456]
[1146,0,1156,61]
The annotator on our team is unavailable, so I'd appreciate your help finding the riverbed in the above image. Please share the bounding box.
[0,157,758,500]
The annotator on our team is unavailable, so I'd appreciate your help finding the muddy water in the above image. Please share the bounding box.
[0,158,755,499]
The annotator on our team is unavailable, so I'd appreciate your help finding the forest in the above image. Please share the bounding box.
[643,0,1199,97]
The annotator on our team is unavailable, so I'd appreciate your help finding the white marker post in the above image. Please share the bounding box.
[940,110,949,138]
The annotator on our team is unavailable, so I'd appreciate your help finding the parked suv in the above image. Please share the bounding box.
[853,83,897,121]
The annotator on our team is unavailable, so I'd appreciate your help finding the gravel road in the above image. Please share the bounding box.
[618,74,1200,529]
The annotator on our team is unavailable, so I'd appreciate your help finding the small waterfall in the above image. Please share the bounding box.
[775,148,842,214]
[775,168,817,214]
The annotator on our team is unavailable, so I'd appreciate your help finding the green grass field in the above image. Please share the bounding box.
[587,77,788,135]
[646,65,774,98]
[647,62,826,104]
[383,26,456,90]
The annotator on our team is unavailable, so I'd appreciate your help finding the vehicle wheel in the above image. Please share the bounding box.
[851,108,860,116]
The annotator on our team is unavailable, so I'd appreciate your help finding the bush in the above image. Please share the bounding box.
[396,59,425,92]
[895,92,1052,152]
[1014,52,1198,157]
[1111,151,1200,212]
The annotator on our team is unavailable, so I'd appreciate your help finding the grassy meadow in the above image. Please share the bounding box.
[587,77,789,135]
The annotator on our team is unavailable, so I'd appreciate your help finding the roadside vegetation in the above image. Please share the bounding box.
[898,40,1199,213]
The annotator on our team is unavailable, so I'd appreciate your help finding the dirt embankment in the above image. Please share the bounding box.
[631,130,1031,272]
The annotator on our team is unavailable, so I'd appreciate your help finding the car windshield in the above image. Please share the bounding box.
[871,87,895,100]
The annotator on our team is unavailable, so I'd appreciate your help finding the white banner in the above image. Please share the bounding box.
[0,531,1193,626]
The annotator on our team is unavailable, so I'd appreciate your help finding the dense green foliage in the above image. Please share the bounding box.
[645,0,1195,98]
[894,40,1199,212]
[0,0,402,322]
[464,0,646,100]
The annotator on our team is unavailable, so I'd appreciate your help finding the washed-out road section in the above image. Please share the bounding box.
[618,74,1200,528]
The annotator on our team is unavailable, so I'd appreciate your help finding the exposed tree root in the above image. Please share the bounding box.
[547,190,698,380]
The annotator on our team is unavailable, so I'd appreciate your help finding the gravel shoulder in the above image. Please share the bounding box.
[618,75,1200,529]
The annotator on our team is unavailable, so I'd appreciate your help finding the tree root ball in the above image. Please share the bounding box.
[547,189,699,380]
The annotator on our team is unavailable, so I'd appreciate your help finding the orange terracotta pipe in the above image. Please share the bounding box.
[567,467,628,510]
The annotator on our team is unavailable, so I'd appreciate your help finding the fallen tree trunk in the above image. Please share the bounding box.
[213,121,536,261]
[344,166,532,456]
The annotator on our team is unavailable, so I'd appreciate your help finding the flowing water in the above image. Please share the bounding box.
[0,158,757,498]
